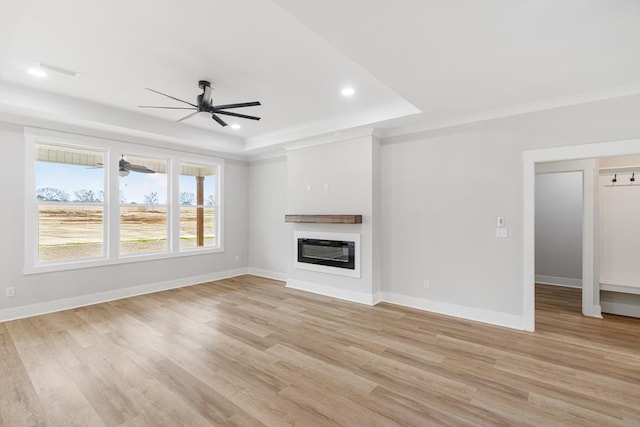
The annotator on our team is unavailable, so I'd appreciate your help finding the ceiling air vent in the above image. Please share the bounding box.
[38,63,80,78]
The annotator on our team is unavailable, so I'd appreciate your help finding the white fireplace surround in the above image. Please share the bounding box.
[294,231,361,278]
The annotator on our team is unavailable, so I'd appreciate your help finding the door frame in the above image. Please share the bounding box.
[522,138,640,331]
[535,162,599,321]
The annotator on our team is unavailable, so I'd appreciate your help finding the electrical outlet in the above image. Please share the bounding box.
[235,256,240,262]
[5,287,14,297]
[496,228,509,238]
[423,280,430,289]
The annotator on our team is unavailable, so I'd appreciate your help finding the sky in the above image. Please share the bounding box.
[36,162,215,205]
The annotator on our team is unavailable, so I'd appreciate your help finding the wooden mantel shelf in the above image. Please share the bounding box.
[285,214,363,224]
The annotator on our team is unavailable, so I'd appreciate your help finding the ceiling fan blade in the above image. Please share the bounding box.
[127,164,156,173]
[176,111,200,122]
[214,110,261,121]
[139,105,198,110]
[211,114,228,127]
[145,88,197,107]
[211,101,261,110]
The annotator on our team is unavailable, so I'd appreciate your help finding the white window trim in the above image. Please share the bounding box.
[117,150,170,258]
[24,128,224,275]
[175,158,223,253]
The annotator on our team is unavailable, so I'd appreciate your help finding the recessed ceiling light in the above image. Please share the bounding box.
[341,87,355,97]
[27,67,47,78]
[230,124,241,130]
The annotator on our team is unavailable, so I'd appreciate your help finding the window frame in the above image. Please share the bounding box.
[24,129,224,274]
[118,151,170,258]
[177,160,221,252]
[33,142,109,265]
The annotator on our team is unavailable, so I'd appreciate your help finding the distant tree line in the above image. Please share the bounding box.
[37,188,104,202]
[37,188,126,203]
[37,188,214,206]
[179,192,215,206]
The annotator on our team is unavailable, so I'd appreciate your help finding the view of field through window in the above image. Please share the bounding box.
[36,144,218,263]
[36,145,105,262]
[119,155,168,255]
[180,163,217,250]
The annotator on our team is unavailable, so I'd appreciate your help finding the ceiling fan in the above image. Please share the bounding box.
[139,80,261,127]
[95,155,155,176]
[119,155,155,176]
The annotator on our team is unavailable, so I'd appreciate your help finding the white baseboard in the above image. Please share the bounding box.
[0,268,248,323]
[1,267,527,332]
[286,279,376,306]
[246,268,287,282]
[372,292,383,305]
[589,305,603,318]
[535,275,582,288]
[602,301,640,318]
[381,292,524,330]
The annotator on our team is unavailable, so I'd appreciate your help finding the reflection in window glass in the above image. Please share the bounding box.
[179,163,217,250]
[36,144,104,263]
[119,155,168,255]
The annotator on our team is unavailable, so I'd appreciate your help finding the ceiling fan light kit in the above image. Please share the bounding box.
[139,80,261,127]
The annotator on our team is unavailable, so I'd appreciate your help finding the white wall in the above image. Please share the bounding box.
[248,156,289,279]
[380,93,640,326]
[286,136,378,303]
[535,172,583,285]
[0,121,249,320]
[380,130,524,317]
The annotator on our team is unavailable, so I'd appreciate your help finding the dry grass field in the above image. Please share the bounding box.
[38,207,215,262]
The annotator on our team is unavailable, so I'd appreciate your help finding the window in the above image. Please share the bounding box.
[26,130,223,273]
[119,155,168,255]
[179,163,218,250]
[35,144,106,263]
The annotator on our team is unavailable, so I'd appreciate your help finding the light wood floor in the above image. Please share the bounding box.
[1,277,640,426]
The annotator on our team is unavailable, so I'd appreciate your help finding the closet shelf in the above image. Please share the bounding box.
[600,283,640,295]
[599,165,640,174]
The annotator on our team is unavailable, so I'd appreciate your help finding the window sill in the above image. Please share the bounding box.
[24,247,224,275]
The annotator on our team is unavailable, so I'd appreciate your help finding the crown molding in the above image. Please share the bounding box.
[380,83,640,141]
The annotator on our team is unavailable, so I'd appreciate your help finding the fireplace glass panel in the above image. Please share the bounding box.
[297,238,355,270]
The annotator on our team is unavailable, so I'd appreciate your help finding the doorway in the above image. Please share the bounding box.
[535,170,584,292]
[523,138,640,331]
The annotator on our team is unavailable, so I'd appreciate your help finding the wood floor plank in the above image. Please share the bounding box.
[0,324,46,427]
[1,278,640,425]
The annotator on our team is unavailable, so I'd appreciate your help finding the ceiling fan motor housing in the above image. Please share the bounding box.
[198,80,213,111]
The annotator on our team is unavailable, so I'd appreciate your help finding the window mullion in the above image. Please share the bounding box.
[107,150,120,260]
[170,158,180,253]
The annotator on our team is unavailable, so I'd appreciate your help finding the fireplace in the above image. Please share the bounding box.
[294,231,360,277]
[298,238,355,269]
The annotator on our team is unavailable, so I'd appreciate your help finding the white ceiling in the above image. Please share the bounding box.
[1,0,640,155]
